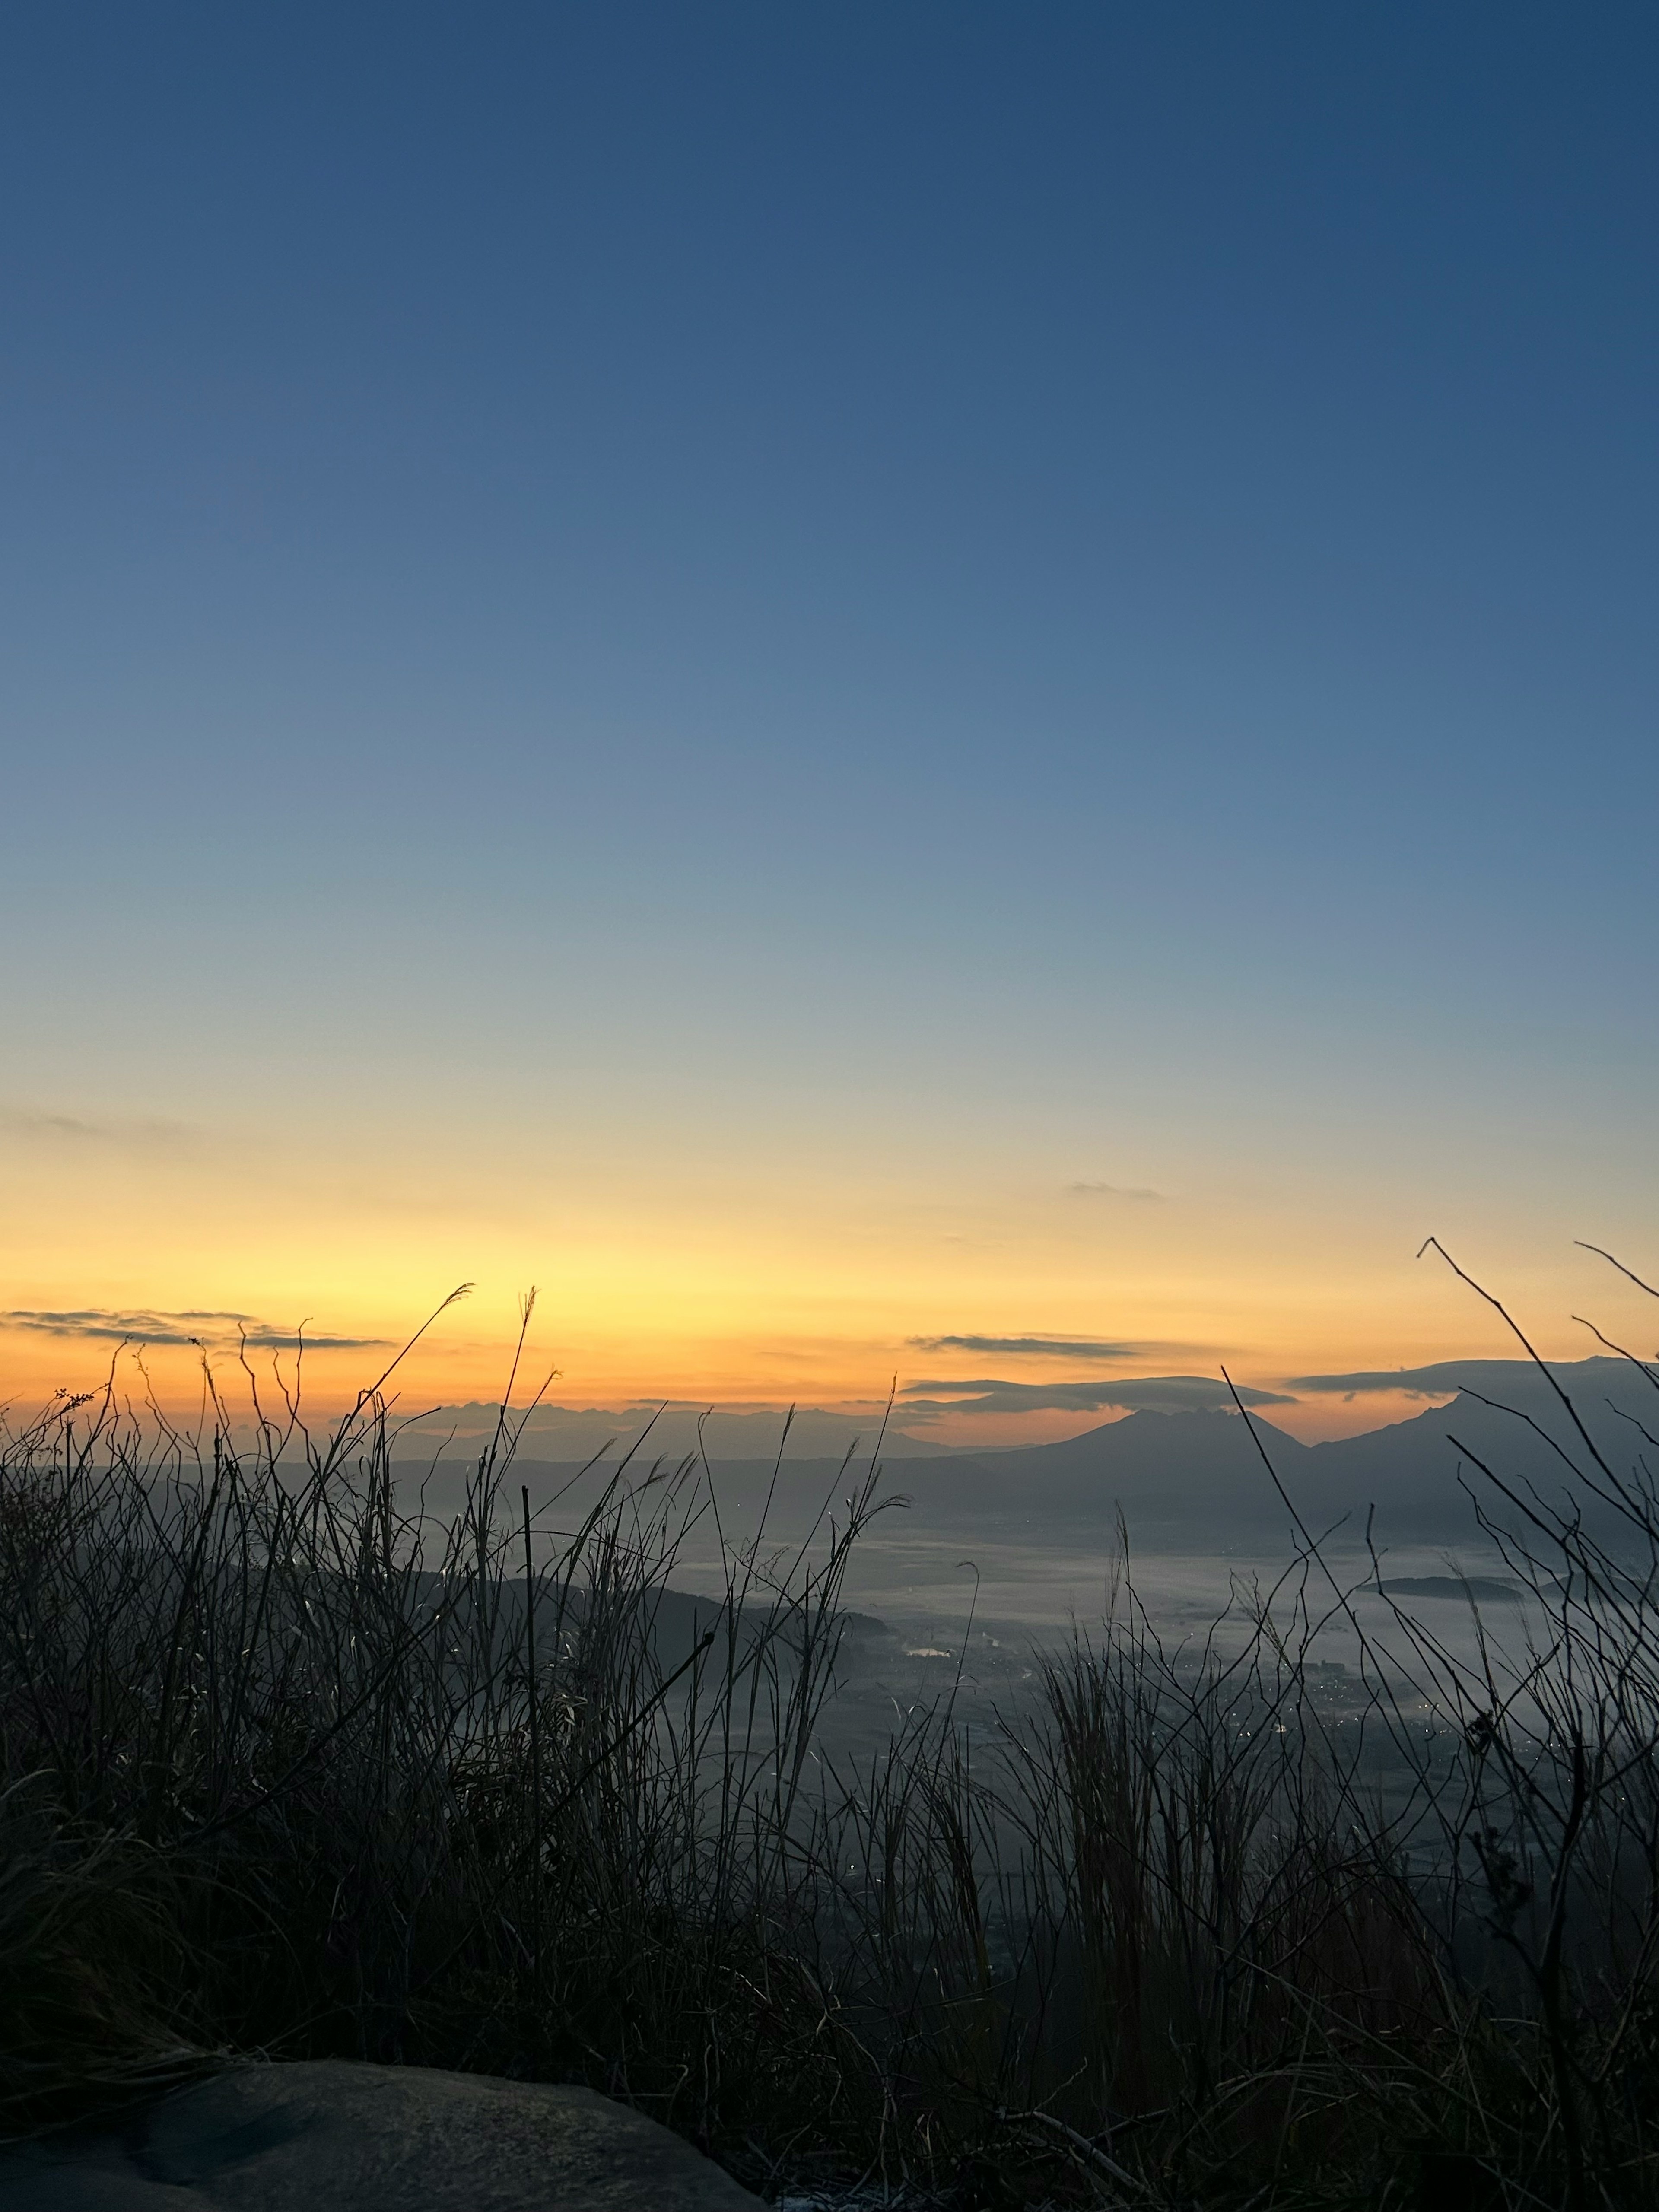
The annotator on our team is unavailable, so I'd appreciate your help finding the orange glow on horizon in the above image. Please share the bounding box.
[2,1105,1646,1447]
[0,1305,1584,1450]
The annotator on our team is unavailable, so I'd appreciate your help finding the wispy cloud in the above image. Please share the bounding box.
[901,1374,1294,1416]
[0,1106,197,1150]
[908,1334,1140,1360]
[1066,1181,1166,1202]
[0,1309,385,1351]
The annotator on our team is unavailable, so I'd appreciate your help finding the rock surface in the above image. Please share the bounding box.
[0,2059,766,2211]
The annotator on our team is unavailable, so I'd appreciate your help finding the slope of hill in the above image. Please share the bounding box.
[884,1409,1309,1529]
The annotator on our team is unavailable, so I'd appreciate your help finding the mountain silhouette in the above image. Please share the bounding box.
[392,1357,1656,1551]
[887,1359,1656,1542]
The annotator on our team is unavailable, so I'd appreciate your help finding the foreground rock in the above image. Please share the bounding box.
[0,2059,766,2210]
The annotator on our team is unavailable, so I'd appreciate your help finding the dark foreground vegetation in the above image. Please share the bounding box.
[3,1253,1659,2209]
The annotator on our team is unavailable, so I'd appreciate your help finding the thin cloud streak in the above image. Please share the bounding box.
[0,1309,386,1351]
[908,1334,1141,1360]
[0,1106,198,1150]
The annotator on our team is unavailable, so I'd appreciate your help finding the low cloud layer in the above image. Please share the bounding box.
[908,1334,1140,1360]
[0,1308,385,1351]
[1066,1181,1166,1202]
[901,1374,1295,1417]
[1288,1356,1628,1400]
[397,1400,951,1459]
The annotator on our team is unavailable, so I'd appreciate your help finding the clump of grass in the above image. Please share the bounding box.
[2,1252,1659,2209]
[0,1316,894,2161]
[0,1785,210,2131]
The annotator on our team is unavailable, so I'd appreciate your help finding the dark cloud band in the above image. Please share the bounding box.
[907,1335,1139,1360]
[1287,1356,1637,1399]
[1289,1363,1468,1396]
[901,1374,1294,1416]
[0,1309,385,1351]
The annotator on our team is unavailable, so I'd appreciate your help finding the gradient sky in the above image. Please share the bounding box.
[3,3,1655,1438]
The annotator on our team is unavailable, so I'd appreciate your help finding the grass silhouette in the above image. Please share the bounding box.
[3,1253,1659,2208]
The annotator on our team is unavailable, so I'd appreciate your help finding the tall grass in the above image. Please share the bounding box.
[2,1251,1658,2208]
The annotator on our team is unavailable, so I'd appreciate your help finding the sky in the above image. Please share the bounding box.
[2,3,1655,1441]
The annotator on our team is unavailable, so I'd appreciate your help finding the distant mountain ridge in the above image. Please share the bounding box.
[390,1358,1655,1548]
[888,1357,1655,1540]
[394,1401,958,1461]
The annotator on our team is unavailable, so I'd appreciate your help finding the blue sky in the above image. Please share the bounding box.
[2,3,1654,1419]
